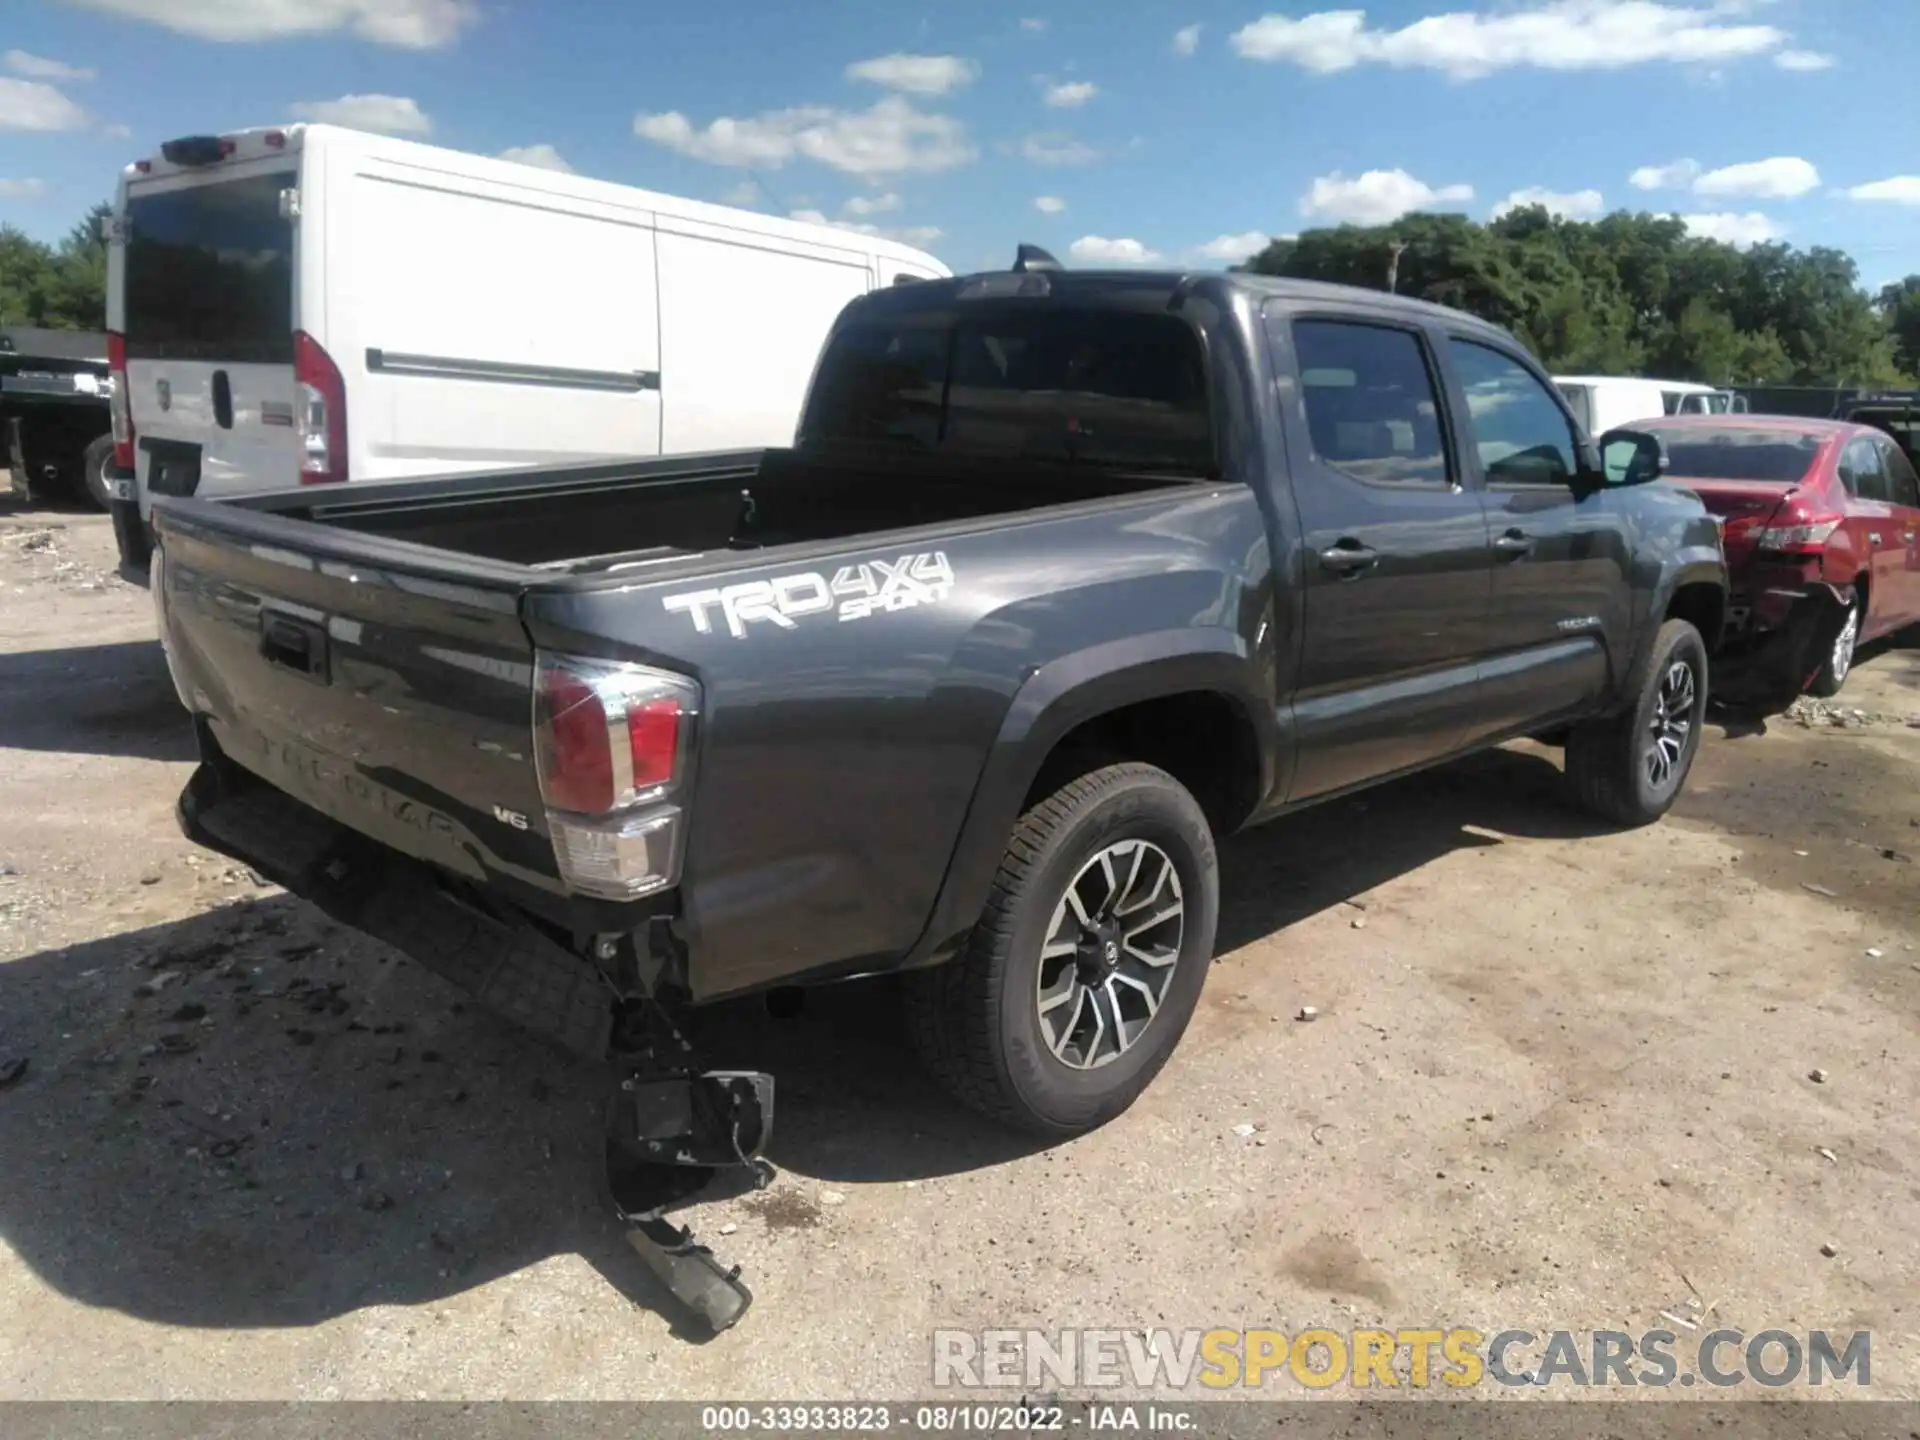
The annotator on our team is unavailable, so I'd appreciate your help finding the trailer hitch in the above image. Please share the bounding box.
[603,995,774,1334]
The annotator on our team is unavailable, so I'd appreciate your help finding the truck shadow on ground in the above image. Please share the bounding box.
[0,638,195,763]
[0,744,1605,1336]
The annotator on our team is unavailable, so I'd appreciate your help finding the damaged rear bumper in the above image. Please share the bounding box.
[177,752,773,1332]
[1712,582,1853,713]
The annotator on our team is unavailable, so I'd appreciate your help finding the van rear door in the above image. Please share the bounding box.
[124,162,302,514]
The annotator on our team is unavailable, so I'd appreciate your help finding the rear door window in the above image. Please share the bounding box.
[1291,319,1450,487]
[124,170,295,363]
[1841,437,1890,501]
[1878,437,1920,509]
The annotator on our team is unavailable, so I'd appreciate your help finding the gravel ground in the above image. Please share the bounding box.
[2,501,1918,1402]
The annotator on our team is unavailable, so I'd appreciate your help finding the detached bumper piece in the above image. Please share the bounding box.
[177,756,776,1334]
[605,1027,774,1333]
[1713,583,1853,714]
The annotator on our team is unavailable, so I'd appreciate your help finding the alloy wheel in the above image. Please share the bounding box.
[1035,840,1185,1070]
[1645,658,1697,791]
[1830,605,1861,687]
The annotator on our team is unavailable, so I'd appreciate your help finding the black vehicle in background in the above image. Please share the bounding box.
[147,260,1731,1328]
[1734,385,1920,469]
[1,326,115,509]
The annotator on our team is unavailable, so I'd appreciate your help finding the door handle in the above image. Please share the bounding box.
[1318,542,1380,577]
[1493,530,1533,558]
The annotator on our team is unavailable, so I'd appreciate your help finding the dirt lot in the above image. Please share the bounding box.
[2,502,1918,1402]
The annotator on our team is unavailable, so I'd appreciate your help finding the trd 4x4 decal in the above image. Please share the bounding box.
[662,552,955,639]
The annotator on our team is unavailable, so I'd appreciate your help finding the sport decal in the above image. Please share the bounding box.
[662,552,955,639]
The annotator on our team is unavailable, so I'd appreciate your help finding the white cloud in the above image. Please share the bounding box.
[1630,157,1701,190]
[845,53,978,96]
[1492,185,1605,220]
[1774,49,1833,71]
[498,143,572,173]
[1043,80,1098,107]
[843,191,902,216]
[1673,211,1781,246]
[720,179,763,207]
[1020,132,1100,165]
[1846,177,1920,206]
[66,0,477,47]
[291,93,432,135]
[638,97,975,179]
[1020,17,1047,32]
[789,208,941,248]
[101,121,133,139]
[1173,24,1202,56]
[0,77,89,132]
[0,178,48,200]
[1299,168,1474,225]
[1230,1,1787,78]
[1692,155,1819,199]
[1194,231,1272,263]
[1033,194,1066,214]
[6,50,95,81]
[1069,236,1163,264]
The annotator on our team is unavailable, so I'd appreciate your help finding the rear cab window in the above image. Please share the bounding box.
[124,168,296,363]
[801,307,1215,473]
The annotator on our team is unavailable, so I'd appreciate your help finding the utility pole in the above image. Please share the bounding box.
[1386,240,1409,295]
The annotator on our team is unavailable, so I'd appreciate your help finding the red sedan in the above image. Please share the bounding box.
[1637,415,1920,696]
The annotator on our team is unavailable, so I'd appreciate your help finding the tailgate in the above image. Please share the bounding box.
[154,501,560,895]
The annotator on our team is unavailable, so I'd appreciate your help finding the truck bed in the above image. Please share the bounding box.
[222,446,1199,578]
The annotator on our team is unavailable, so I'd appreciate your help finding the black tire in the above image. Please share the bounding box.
[1806,592,1863,698]
[903,762,1219,1137]
[80,434,114,511]
[1565,618,1708,826]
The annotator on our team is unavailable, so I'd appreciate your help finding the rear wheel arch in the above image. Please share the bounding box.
[1665,579,1725,654]
[904,637,1274,969]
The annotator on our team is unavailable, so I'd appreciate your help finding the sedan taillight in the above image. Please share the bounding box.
[1755,516,1842,554]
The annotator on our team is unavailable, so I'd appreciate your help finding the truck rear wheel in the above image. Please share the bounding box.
[81,434,114,511]
[1565,618,1708,826]
[904,762,1219,1137]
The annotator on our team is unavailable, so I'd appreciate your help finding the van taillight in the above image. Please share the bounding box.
[107,331,134,469]
[293,330,348,484]
[532,654,700,901]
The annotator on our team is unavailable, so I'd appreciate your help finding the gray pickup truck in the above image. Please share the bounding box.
[150,257,1729,1327]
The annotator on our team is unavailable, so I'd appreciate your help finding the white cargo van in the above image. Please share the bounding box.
[1553,375,1742,437]
[104,124,948,573]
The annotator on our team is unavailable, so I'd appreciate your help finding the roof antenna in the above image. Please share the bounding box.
[1013,243,1062,273]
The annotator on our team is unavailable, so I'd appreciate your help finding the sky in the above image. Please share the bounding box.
[3,0,1918,289]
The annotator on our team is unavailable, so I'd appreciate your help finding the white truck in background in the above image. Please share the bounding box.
[103,123,950,580]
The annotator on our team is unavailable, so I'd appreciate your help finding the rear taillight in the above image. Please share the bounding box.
[1756,513,1843,554]
[293,330,348,484]
[532,653,699,900]
[107,330,134,470]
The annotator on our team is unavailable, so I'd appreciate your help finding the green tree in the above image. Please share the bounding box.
[1877,276,1920,379]
[1240,205,1905,388]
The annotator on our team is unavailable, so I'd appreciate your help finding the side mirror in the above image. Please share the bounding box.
[1597,428,1668,486]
